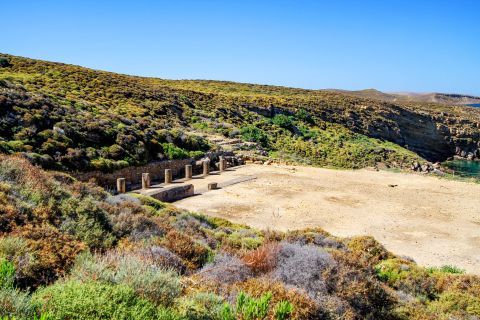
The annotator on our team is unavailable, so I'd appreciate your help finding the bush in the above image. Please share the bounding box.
[59,196,115,249]
[375,258,437,299]
[235,278,318,320]
[134,246,186,274]
[200,253,253,284]
[272,242,336,301]
[242,242,279,274]
[10,225,86,289]
[33,280,160,320]
[0,258,15,289]
[161,143,191,160]
[163,230,211,269]
[272,114,293,129]
[347,236,392,267]
[176,291,225,320]
[0,58,10,68]
[70,251,182,306]
[274,300,294,320]
[0,287,37,319]
[240,125,268,146]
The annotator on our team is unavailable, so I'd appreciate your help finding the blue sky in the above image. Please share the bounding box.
[2,1,479,95]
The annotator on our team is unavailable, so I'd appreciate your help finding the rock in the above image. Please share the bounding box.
[411,161,420,171]
[467,153,475,160]
[460,150,467,158]
[264,160,272,166]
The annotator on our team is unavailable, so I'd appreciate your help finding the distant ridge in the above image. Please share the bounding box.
[327,89,480,106]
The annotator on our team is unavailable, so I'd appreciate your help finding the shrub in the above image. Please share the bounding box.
[176,291,225,320]
[375,258,437,299]
[274,300,294,320]
[272,242,336,301]
[240,125,268,146]
[347,236,392,267]
[163,230,211,269]
[295,109,313,123]
[10,225,86,289]
[0,258,15,289]
[235,278,317,320]
[236,291,272,320]
[33,280,160,320]
[134,246,186,274]
[200,253,253,284]
[272,114,293,129]
[59,196,115,249]
[427,265,465,275]
[242,242,279,274]
[0,58,10,68]
[162,143,191,160]
[0,287,37,319]
[70,251,182,306]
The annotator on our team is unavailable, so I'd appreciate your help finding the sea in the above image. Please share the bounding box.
[466,104,480,107]
[443,160,480,178]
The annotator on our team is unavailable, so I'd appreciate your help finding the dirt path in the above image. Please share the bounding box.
[175,164,480,274]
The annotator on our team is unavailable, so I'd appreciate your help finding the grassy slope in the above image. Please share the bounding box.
[2,53,464,172]
[1,155,479,319]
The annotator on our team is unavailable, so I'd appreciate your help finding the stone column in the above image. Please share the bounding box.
[219,156,225,172]
[116,178,126,194]
[141,173,150,189]
[185,164,192,179]
[165,169,172,184]
[202,159,209,176]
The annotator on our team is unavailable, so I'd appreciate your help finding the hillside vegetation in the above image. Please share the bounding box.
[1,54,479,173]
[1,155,480,320]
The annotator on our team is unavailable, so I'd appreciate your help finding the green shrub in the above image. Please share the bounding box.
[236,291,272,320]
[161,143,190,160]
[59,197,115,250]
[176,292,225,320]
[0,258,15,289]
[0,287,37,319]
[240,125,268,146]
[295,108,313,123]
[427,265,465,275]
[0,58,10,68]
[272,114,293,129]
[274,300,294,320]
[33,280,159,320]
[70,252,182,306]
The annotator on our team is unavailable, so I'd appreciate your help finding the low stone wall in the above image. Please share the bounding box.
[73,159,195,190]
[73,151,240,190]
[138,184,195,202]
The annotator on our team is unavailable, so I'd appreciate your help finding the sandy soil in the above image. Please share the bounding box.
[175,164,480,274]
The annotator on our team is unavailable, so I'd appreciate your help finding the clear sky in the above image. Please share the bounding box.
[2,0,479,95]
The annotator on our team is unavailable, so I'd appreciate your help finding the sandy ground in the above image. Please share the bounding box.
[174,164,480,274]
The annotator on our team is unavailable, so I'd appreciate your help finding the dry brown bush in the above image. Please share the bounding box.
[241,242,279,274]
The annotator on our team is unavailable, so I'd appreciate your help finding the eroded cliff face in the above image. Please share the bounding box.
[246,100,480,162]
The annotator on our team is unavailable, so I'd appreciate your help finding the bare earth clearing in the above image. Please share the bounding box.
[175,164,480,274]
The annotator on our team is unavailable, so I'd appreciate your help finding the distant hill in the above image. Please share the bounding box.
[329,88,480,105]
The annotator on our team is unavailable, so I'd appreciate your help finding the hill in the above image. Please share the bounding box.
[0,54,479,174]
